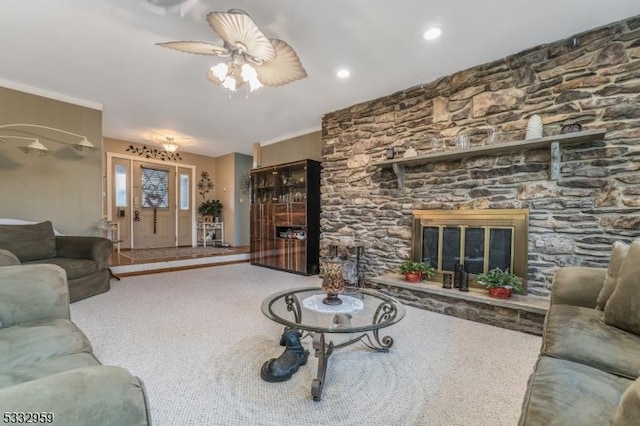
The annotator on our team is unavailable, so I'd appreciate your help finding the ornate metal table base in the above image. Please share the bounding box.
[310,327,394,401]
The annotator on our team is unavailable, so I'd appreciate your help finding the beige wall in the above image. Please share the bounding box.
[0,87,102,235]
[234,153,252,246]
[260,131,321,167]
[213,152,253,247]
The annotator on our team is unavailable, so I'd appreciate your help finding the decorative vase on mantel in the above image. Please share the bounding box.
[321,258,346,305]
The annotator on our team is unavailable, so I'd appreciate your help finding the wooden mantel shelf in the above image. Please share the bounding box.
[372,129,606,189]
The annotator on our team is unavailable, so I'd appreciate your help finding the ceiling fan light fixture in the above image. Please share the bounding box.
[241,64,263,92]
[211,63,229,81]
[222,76,237,91]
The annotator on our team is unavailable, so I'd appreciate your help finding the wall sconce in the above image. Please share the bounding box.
[0,123,99,156]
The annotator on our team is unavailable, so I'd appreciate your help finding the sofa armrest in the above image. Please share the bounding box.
[0,249,21,266]
[56,236,113,269]
[0,366,151,426]
[0,264,70,327]
[550,266,607,308]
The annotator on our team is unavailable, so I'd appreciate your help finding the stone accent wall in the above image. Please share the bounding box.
[321,16,640,296]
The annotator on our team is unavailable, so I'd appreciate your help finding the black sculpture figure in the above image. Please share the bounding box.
[260,329,309,382]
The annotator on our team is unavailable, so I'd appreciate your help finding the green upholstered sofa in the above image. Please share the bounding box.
[0,264,150,426]
[0,221,112,302]
[519,241,640,425]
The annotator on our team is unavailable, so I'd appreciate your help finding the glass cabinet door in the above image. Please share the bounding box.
[253,169,279,204]
[279,163,307,203]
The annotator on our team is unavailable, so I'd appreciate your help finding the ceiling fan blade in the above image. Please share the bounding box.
[156,41,229,56]
[254,39,307,87]
[207,10,276,62]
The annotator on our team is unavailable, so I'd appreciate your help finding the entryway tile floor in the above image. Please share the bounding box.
[108,246,250,276]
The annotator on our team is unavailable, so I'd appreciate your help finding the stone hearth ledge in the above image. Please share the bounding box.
[368,274,549,335]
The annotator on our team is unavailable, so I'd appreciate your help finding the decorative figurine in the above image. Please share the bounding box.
[260,329,309,382]
[386,147,396,159]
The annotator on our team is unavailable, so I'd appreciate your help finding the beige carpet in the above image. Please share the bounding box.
[70,264,541,426]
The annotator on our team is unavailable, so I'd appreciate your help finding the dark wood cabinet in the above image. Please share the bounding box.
[250,159,320,275]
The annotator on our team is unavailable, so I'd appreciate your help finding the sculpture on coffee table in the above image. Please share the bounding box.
[260,329,309,382]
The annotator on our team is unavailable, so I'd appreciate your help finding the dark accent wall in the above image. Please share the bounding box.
[321,16,640,296]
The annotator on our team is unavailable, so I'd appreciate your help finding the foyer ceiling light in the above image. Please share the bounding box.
[0,123,98,155]
[157,9,307,96]
[423,26,443,40]
[161,136,180,152]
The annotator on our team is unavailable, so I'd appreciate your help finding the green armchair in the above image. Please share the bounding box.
[0,221,112,302]
[0,264,150,425]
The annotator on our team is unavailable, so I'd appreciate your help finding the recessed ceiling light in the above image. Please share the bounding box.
[336,69,351,79]
[423,26,443,41]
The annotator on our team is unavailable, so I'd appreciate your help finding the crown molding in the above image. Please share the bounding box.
[0,78,103,111]
[261,125,322,146]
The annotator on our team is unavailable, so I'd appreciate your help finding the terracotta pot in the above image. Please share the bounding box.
[404,272,423,283]
[488,287,512,299]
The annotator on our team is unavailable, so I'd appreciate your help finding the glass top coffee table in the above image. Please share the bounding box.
[261,287,406,401]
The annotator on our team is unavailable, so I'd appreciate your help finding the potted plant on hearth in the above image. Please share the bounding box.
[198,199,223,222]
[398,260,435,283]
[475,268,523,299]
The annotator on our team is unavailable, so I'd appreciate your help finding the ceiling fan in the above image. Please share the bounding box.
[157,9,307,93]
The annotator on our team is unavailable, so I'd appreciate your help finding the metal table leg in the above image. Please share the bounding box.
[311,332,334,401]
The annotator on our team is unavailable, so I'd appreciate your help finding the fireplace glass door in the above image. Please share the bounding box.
[422,226,514,275]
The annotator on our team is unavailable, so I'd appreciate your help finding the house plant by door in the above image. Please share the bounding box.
[198,199,223,222]
[475,268,523,299]
[398,260,435,283]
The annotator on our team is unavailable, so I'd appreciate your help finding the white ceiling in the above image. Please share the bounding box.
[0,0,638,157]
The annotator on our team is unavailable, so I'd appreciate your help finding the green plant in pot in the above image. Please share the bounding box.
[475,268,523,299]
[398,260,435,283]
[198,199,223,221]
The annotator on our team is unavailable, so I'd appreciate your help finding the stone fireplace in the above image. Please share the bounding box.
[411,209,529,290]
[320,16,640,298]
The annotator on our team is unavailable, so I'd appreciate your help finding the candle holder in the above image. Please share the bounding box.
[321,258,346,305]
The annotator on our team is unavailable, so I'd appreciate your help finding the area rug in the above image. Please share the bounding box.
[120,246,244,261]
[70,264,541,426]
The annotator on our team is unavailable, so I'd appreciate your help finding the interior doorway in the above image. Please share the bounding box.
[106,153,196,249]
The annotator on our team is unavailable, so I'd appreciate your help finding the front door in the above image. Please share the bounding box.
[132,161,176,248]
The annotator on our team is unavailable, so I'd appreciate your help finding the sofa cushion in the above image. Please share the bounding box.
[604,240,640,335]
[541,304,640,380]
[0,249,21,266]
[596,241,629,310]
[0,319,92,368]
[0,352,99,389]
[25,257,99,280]
[519,356,632,426]
[0,221,56,262]
[613,377,640,426]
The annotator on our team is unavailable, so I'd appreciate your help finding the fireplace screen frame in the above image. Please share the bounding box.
[411,209,529,291]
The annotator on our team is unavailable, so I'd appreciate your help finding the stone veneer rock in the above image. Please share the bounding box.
[321,16,640,296]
